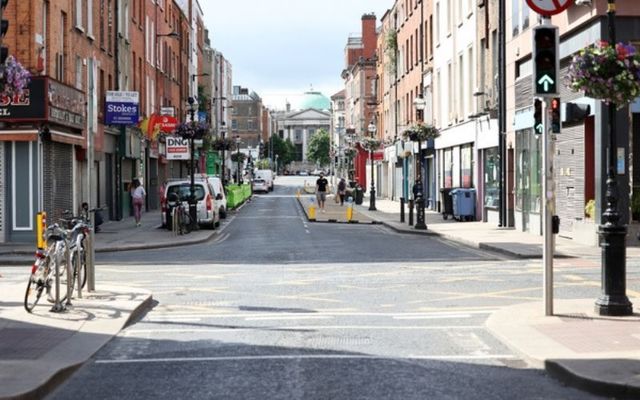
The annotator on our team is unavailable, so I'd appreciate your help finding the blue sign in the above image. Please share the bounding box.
[105,91,139,125]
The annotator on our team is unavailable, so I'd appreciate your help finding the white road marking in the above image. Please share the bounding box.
[95,353,516,364]
[143,310,495,320]
[244,315,333,321]
[124,325,485,334]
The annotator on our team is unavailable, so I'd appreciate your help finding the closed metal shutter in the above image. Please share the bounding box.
[43,141,73,221]
[0,142,5,241]
[555,125,586,238]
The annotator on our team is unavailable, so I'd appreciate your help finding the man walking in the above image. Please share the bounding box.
[315,173,329,213]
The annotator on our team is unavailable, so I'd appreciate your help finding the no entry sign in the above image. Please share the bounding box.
[526,0,574,16]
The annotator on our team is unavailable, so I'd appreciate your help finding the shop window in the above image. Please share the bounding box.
[484,147,500,208]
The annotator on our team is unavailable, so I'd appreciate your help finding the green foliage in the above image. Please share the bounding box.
[385,30,398,75]
[197,85,210,113]
[267,134,296,167]
[306,129,331,166]
[256,159,270,169]
[230,152,246,163]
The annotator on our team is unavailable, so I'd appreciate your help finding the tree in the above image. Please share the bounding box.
[267,134,296,168]
[306,129,331,166]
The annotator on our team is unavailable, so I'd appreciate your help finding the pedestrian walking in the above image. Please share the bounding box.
[315,173,329,212]
[130,178,146,227]
[337,178,347,206]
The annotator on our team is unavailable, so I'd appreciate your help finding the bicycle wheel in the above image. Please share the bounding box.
[180,209,192,234]
[70,249,87,290]
[24,274,45,312]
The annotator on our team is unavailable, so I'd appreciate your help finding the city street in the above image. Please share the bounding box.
[6,177,602,399]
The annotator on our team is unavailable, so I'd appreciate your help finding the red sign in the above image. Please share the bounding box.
[157,115,178,132]
[526,0,574,16]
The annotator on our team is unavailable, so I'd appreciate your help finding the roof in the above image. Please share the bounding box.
[299,91,331,111]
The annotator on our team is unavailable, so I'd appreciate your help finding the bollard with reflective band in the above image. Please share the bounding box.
[309,205,316,221]
[346,205,353,222]
[36,212,46,250]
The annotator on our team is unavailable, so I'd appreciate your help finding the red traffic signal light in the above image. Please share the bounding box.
[551,97,561,134]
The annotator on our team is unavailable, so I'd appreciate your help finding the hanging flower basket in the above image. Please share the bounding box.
[359,137,382,152]
[0,56,31,97]
[211,137,235,151]
[402,123,440,142]
[230,152,246,163]
[567,41,640,107]
[343,148,357,159]
[174,122,209,140]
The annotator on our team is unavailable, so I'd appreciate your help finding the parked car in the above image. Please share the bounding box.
[311,169,325,176]
[255,169,274,192]
[205,175,228,219]
[252,178,269,193]
[160,178,219,229]
[299,170,309,176]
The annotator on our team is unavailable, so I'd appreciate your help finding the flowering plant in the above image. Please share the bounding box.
[403,123,439,142]
[174,122,209,140]
[230,152,246,162]
[0,56,31,97]
[567,41,640,107]
[359,137,382,151]
[210,137,235,151]
[343,147,357,159]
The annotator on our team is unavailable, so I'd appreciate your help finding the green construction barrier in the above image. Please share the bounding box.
[225,184,252,209]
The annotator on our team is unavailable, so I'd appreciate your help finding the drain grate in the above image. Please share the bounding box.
[558,313,592,322]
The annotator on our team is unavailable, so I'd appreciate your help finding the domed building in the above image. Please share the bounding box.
[273,88,332,174]
[298,90,331,111]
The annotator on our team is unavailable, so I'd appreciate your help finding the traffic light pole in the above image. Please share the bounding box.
[541,97,555,316]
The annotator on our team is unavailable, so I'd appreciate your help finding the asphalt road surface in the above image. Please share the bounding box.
[45,177,607,399]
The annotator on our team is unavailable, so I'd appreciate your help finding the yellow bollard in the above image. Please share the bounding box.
[36,212,46,249]
[309,205,316,220]
[346,205,353,222]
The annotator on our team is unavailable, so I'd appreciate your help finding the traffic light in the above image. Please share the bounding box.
[0,0,8,65]
[550,97,561,134]
[534,98,543,135]
[533,26,558,96]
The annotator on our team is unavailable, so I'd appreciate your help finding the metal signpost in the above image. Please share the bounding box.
[526,0,571,316]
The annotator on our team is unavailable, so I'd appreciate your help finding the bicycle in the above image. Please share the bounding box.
[24,224,73,312]
[168,193,192,235]
[24,215,92,312]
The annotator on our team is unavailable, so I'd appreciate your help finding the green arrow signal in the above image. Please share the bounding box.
[535,123,544,134]
[538,75,554,92]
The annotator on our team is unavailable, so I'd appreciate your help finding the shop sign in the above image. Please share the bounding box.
[0,77,46,121]
[166,135,190,160]
[49,79,85,129]
[105,91,139,125]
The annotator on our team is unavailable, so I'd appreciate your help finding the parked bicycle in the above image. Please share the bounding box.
[24,212,94,313]
[167,193,192,235]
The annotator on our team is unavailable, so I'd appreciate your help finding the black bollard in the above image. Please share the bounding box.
[400,197,405,223]
[408,199,414,226]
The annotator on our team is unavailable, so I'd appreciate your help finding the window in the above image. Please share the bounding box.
[108,0,113,53]
[461,144,473,187]
[443,148,453,188]
[512,0,520,37]
[231,119,238,130]
[457,0,462,25]
[484,147,500,208]
[447,0,452,34]
[75,0,83,29]
[410,35,414,68]
[458,53,463,118]
[75,56,83,89]
[87,0,93,37]
[248,120,255,130]
[435,3,440,43]
[295,129,302,142]
[448,62,453,122]
[467,46,473,116]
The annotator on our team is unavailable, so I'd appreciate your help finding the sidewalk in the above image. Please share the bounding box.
[355,197,640,398]
[0,283,151,400]
[0,209,220,266]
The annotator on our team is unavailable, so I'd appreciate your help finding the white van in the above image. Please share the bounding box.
[205,175,228,219]
[255,169,274,192]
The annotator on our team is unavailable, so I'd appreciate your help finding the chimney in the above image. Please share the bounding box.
[361,13,377,60]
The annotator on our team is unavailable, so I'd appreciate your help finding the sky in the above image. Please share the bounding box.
[201,0,391,110]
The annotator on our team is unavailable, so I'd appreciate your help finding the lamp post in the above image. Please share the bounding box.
[186,96,199,231]
[235,136,242,184]
[367,120,377,211]
[595,0,633,316]
[275,154,279,175]
[413,94,427,230]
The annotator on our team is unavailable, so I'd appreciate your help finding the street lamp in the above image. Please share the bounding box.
[213,97,228,186]
[235,136,242,184]
[275,154,279,175]
[595,0,633,316]
[413,94,427,230]
[367,120,377,211]
[186,96,199,231]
